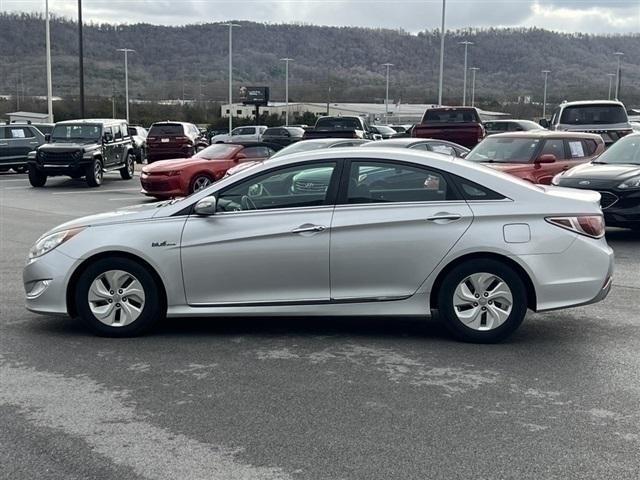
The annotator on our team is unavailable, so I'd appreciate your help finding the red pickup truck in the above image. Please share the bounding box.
[412,107,485,148]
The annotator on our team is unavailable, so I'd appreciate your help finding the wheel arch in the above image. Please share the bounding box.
[429,252,537,312]
[66,251,168,318]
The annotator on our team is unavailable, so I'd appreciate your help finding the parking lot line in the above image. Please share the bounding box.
[1,186,31,190]
[0,178,30,182]
[52,188,141,195]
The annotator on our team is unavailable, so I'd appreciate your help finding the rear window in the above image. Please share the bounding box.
[149,123,184,136]
[315,117,362,130]
[560,104,628,125]
[423,109,480,123]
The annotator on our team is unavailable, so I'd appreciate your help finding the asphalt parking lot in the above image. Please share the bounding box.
[1,169,640,480]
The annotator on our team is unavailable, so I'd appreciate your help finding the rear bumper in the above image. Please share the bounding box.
[146,146,192,161]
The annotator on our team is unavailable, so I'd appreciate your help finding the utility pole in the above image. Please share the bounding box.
[116,48,134,123]
[111,82,116,118]
[78,0,85,117]
[382,63,393,124]
[222,23,240,134]
[437,0,446,105]
[45,0,53,122]
[607,73,616,100]
[469,67,479,107]
[280,58,293,126]
[542,70,550,118]
[613,52,624,100]
[459,41,473,106]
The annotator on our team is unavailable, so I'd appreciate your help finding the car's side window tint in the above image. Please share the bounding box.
[566,140,586,159]
[114,125,123,140]
[540,139,565,160]
[217,162,337,213]
[454,176,506,201]
[409,143,429,151]
[429,143,456,156]
[346,161,455,204]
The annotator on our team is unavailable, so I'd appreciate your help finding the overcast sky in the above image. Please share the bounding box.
[2,0,639,34]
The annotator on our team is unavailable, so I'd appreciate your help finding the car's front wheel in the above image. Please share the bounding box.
[190,174,213,193]
[86,158,103,187]
[28,166,47,187]
[437,259,528,343]
[120,152,135,179]
[74,257,164,337]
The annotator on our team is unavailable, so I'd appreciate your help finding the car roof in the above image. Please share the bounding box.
[559,100,625,108]
[57,118,126,125]
[488,130,603,141]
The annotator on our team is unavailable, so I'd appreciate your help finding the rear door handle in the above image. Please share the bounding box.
[427,213,462,222]
[292,224,326,234]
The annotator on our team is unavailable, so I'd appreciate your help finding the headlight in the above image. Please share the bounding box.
[28,227,85,260]
[618,175,640,190]
[165,170,182,177]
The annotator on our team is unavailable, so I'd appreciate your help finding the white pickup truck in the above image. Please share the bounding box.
[210,125,268,144]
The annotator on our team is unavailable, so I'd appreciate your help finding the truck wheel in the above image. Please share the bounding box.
[86,158,103,187]
[120,152,135,180]
[28,166,47,187]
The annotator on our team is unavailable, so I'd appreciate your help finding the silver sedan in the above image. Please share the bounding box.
[24,148,613,342]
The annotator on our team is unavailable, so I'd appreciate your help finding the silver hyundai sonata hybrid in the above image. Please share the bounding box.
[24,148,614,342]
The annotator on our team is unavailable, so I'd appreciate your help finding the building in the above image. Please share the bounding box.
[220,102,509,124]
[6,111,51,123]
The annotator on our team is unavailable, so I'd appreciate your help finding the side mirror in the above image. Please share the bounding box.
[44,133,51,142]
[235,152,247,161]
[536,153,557,164]
[539,119,550,128]
[103,132,114,143]
[194,196,217,216]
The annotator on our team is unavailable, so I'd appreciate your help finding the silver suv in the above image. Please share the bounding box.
[542,100,633,145]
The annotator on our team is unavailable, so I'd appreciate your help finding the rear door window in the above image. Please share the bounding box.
[540,138,566,160]
[114,125,123,140]
[566,140,586,159]
[8,126,33,139]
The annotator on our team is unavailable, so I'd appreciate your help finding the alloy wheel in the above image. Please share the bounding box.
[192,176,211,192]
[94,161,103,185]
[88,270,146,327]
[453,272,513,331]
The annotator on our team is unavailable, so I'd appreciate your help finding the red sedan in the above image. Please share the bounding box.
[140,142,278,199]
[464,131,605,184]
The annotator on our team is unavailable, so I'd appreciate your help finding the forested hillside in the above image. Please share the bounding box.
[1,12,639,107]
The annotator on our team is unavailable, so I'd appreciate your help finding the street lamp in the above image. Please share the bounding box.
[459,41,473,106]
[542,70,551,118]
[222,23,240,134]
[382,63,393,123]
[45,0,53,122]
[437,0,446,105]
[613,51,624,100]
[280,58,293,126]
[469,67,479,107]
[116,48,135,123]
[78,0,85,117]
[607,73,616,100]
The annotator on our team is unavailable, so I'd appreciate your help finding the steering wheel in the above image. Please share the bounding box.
[241,195,257,210]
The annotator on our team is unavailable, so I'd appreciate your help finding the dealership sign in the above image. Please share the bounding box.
[239,86,270,105]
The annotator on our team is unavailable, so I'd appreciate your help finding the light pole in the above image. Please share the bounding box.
[607,73,616,100]
[382,63,393,123]
[116,48,134,123]
[469,67,479,107]
[45,0,53,122]
[223,23,240,134]
[437,0,446,105]
[459,41,473,106]
[280,57,293,126]
[542,70,550,118]
[614,51,624,100]
[78,0,85,117]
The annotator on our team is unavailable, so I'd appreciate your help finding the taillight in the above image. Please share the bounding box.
[147,136,157,142]
[546,215,605,239]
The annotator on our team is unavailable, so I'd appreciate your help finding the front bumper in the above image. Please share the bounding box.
[23,249,79,316]
[140,173,186,198]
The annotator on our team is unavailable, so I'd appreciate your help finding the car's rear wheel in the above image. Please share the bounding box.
[86,158,103,187]
[190,174,213,193]
[28,165,47,187]
[437,259,527,343]
[74,257,164,337]
[120,152,135,179]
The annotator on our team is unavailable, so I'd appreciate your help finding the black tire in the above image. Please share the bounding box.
[28,165,47,187]
[120,152,135,180]
[436,258,528,343]
[74,256,164,337]
[86,158,103,187]
[190,174,214,193]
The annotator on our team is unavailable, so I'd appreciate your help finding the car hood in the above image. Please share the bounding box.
[39,141,98,152]
[50,202,167,233]
[560,162,640,181]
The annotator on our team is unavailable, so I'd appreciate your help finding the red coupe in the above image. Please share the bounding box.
[140,142,278,199]
[464,131,605,184]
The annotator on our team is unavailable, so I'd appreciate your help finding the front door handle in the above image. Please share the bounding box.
[427,213,462,222]
[292,224,326,234]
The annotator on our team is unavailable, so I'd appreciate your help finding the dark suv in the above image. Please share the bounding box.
[27,119,135,187]
[0,123,47,173]
[146,121,209,163]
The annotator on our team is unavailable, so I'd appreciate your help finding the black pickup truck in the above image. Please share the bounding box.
[303,116,380,140]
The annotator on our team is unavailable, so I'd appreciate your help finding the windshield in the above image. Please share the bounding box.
[560,104,628,125]
[423,109,480,123]
[51,124,101,142]
[466,137,541,163]
[315,117,362,130]
[195,144,239,159]
[596,134,640,165]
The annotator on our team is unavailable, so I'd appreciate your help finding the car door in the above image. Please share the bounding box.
[330,159,473,300]
[102,126,116,165]
[4,126,39,162]
[180,160,340,304]
[534,137,567,184]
